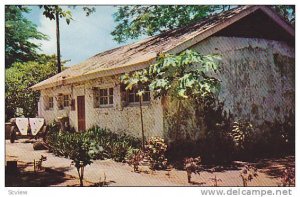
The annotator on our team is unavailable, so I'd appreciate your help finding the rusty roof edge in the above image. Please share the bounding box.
[32,5,294,91]
[166,5,295,55]
[165,5,260,54]
[32,6,255,91]
[31,56,156,91]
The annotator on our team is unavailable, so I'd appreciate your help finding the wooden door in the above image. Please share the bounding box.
[77,96,86,131]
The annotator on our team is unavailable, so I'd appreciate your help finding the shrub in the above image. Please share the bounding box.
[280,167,295,186]
[229,121,254,149]
[183,157,201,183]
[145,137,168,170]
[84,126,141,162]
[126,148,145,172]
[240,165,258,187]
[47,120,60,133]
[45,126,141,162]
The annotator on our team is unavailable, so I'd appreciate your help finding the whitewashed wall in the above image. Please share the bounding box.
[39,76,164,138]
[192,36,294,123]
[39,36,294,140]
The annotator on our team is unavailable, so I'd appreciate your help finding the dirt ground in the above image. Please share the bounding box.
[5,156,96,187]
[5,139,295,187]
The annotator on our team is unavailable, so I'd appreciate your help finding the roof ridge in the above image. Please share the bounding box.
[32,5,294,90]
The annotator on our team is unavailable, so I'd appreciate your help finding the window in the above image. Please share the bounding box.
[63,95,70,107]
[48,97,54,109]
[94,87,113,107]
[127,87,150,104]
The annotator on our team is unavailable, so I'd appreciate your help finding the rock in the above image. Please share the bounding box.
[33,141,48,150]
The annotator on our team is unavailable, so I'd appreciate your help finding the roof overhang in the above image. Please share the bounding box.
[31,5,294,91]
[31,53,156,91]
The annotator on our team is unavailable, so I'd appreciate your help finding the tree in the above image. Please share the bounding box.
[148,50,220,101]
[5,6,48,68]
[5,55,58,121]
[67,133,94,187]
[120,70,149,150]
[121,50,220,142]
[112,5,295,43]
[111,5,219,43]
[272,5,295,25]
[40,6,95,73]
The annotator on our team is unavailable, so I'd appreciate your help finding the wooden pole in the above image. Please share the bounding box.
[55,7,62,73]
[139,96,145,150]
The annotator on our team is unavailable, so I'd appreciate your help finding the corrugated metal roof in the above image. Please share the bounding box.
[31,5,293,90]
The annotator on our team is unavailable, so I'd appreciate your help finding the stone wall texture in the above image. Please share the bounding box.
[39,76,164,138]
[163,36,294,141]
[39,36,294,140]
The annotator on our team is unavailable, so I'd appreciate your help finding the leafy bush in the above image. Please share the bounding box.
[183,157,202,183]
[47,120,60,133]
[5,56,57,121]
[280,167,295,186]
[229,121,254,149]
[145,137,168,170]
[45,126,141,162]
[240,165,258,186]
[125,148,145,172]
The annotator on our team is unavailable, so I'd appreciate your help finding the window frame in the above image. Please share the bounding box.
[63,95,70,108]
[48,97,54,110]
[94,87,114,108]
[126,87,151,105]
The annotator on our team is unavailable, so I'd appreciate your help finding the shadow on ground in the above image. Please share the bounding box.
[254,156,295,179]
[5,162,74,187]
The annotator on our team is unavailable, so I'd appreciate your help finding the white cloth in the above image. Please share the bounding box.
[16,118,29,135]
[29,118,45,136]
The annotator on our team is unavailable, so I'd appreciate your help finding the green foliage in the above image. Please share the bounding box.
[148,50,221,100]
[46,126,141,162]
[5,56,57,121]
[46,129,94,186]
[112,5,294,43]
[229,120,254,150]
[120,70,149,92]
[47,120,61,133]
[121,49,221,165]
[40,5,73,24]
[125,137,168,171]
[121,50,220,102]
[126,149,145,172]
[240,165,258,187]
[183,157,201,183]
[112,5,230,43]
[40,6,95,24]
[272,5,295,25]
[145,137,168,170]
[86,126,141,162]
[5,6,48,68]
[120,70,149,150]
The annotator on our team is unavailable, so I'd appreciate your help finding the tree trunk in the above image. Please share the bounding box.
[175,100,182,141]
[77,167,83,187]
[139,96,145,150]
[55,8,61,73]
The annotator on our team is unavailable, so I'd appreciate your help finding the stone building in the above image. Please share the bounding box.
[32,5,295,140]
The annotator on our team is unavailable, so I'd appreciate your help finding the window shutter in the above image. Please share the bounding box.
[71,99,75,111]
[93,88,100,108]
[120,84,128,107]
[57,95,64,110]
